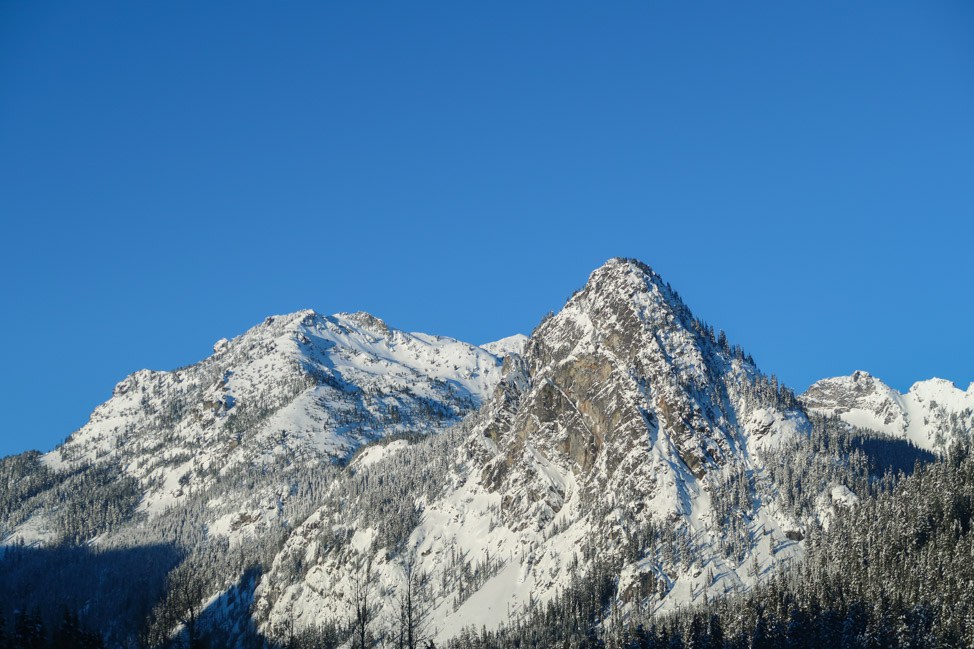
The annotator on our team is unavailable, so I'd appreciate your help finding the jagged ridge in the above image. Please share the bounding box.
[802,370,974,450]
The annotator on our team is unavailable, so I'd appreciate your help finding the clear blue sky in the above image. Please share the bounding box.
[2,2,972,457]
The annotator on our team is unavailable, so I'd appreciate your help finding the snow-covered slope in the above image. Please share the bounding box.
[8,310,510,540]
[480,334,528,358]
[801,370,974,451]
[254,259,817,643]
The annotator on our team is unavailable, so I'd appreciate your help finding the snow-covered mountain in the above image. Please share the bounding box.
[3,258,938,648]
[253,259,820,643]
[479,334,528,358]
[5,310,512,543]
[801,371,974,451]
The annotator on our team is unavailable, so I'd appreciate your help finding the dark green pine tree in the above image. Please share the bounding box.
[52,610,81,649]
[751,612,769,649]
[12,610,45,649]
[51,609,104,649]
[784,606,811,649]
[706,614,724,649]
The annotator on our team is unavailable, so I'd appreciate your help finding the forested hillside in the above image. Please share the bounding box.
[451,442,971,649]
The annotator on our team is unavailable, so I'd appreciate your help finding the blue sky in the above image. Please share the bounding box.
[1,2,972,457]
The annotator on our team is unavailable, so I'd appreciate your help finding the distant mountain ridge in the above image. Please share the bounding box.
[801,370,974,450]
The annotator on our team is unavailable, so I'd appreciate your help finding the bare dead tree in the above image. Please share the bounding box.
[163,566,206,649]
[394,550,431,649]
[350,556,378,648]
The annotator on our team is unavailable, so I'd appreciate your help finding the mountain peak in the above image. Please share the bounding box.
[802,371,974,450]
[479,253,802,511]
[265,308,317,322]
[480,333,528,358]
[909,376,959,391]
[537,257,699,362]
[577,257,685,315]
[601,255,657,274]
[907,377,966,403]
[585,257,662,291]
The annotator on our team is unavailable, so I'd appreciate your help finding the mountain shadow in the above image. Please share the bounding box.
[852,435,937,477]
[0,542,184,647]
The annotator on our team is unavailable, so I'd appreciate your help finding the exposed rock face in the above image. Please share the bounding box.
[477,259,754,524]
[802,370,905,424]
[802,371,974,450]
[467,257,809,543]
